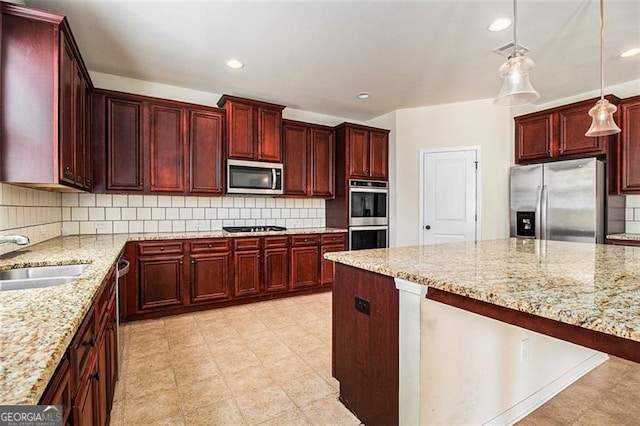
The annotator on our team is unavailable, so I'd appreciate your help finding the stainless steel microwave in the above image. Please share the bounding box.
[227,159,283,195]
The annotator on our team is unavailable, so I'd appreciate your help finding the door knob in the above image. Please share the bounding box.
[424,225,431,230]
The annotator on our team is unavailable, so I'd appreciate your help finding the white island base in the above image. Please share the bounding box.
[396,278,608,425]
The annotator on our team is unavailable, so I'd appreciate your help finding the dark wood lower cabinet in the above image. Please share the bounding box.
[74,359,97,426]
[40,357,71,425]
[333,263,399,426]
[123,233,347,321]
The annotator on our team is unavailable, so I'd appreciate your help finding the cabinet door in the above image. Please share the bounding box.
[83,79,93,190]
[310,127,335,197]
[621,98,640,193]
[74,66,87,187]
[106,98,144,191]
[348,128,370,178]
[258,107,282,162]
[369,130,388,180]
[74,357,97,426]
[515,113,555,163]
[190,252,232,303]
[227,102,255,159]
[189,109,224,194]
[321,243,345,285]
[283,122,308,196]
[40,357,71,425]
[233,250,261,297]
[59,34,75,184]
[150,104,186,193]
[138,254,186,310]
[105,297,118,411]
[290,246,319,289]
[95,331,109,426]
[557,105,606,157]
[264,247,288,293]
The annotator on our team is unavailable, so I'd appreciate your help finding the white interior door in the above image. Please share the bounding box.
[421,149,478,245]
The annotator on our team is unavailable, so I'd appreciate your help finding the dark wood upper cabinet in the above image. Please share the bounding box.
[283,121,309,196]
[189,109,225,194]
[514,95,620,164]
[369,130,389,181]
[348,127,370,179]
[310,127,335,198]
[218,95,285,163]
[282,119,335,198]
[620,95,640,194]
[94,90,225,196]
[149,104,186,193]
[335,123,389,182]
[105,97,144,192]
[515,113,554,162]
[0,3,93,190]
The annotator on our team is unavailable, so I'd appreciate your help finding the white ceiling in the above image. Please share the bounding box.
[27,0,640,120]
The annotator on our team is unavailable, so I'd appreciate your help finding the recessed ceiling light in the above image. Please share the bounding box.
[488,18,512,32]
[226,59,244,69]
[356,92,371,99]
[620,48,640,58]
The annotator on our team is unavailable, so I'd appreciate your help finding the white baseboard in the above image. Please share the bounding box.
[485,352,609,426]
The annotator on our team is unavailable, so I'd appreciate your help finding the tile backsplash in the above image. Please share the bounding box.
[0,183,62,255]
[61,194,325,235]
[625,195,640,234]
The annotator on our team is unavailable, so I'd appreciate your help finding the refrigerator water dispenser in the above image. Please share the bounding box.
[516,211,535,238]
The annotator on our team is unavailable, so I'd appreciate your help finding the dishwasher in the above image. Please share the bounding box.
[115,255,130,369]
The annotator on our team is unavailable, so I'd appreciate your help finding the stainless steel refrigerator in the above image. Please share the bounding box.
[510,158,605,243]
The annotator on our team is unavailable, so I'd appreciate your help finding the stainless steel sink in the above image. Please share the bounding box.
[0,264,88,280]
[0,277,78,291]
[0,264,89,291]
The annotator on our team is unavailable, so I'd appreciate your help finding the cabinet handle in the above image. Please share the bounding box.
[89,371,100,381]
[82,335,96,347]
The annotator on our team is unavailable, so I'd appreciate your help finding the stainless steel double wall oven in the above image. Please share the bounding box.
[348,180,388,250]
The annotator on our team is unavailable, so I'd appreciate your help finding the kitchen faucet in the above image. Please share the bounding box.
[0,235,30,245]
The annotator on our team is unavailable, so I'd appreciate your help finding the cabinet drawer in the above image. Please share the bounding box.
[321,233,347,245]
[264,236,288,248]
[191,239,231,253]
[71,307,96,391]
[138,241,183,255]
[291,235,319,246]
[233,237,261,251]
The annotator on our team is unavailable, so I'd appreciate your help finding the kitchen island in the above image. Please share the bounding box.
[325,238,640,425]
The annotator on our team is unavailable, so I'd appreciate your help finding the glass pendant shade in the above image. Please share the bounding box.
[585,99,621,137]
[495,53,540,106]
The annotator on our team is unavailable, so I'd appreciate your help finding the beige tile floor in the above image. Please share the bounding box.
[109,292,361,425]
[110,292,640,425]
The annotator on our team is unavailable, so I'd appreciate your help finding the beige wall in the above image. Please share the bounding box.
[0,184,62,255]
[385,99,512,248]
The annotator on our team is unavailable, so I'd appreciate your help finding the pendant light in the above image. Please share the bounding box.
[495,0,540,106]
[585,0,621,137]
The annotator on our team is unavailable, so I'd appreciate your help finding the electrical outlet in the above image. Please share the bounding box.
[520,338,530,363]
[95,222,108,230]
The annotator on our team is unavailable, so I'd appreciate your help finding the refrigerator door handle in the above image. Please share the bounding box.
[534,185,542,239]
[541,185,549,240]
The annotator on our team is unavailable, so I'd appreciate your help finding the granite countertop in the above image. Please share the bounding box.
[0,227,345,405]
[606,233,640,242]
[325,238,640,344]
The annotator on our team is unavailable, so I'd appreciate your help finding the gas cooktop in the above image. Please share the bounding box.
[222,226,287,233]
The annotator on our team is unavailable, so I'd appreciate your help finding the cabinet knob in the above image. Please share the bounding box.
[208,244,213,248]
[65,166,71,171]
[191,260,195,264]
[180,261,184,265]
[89,371,100,381]
[160,247,165,251]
